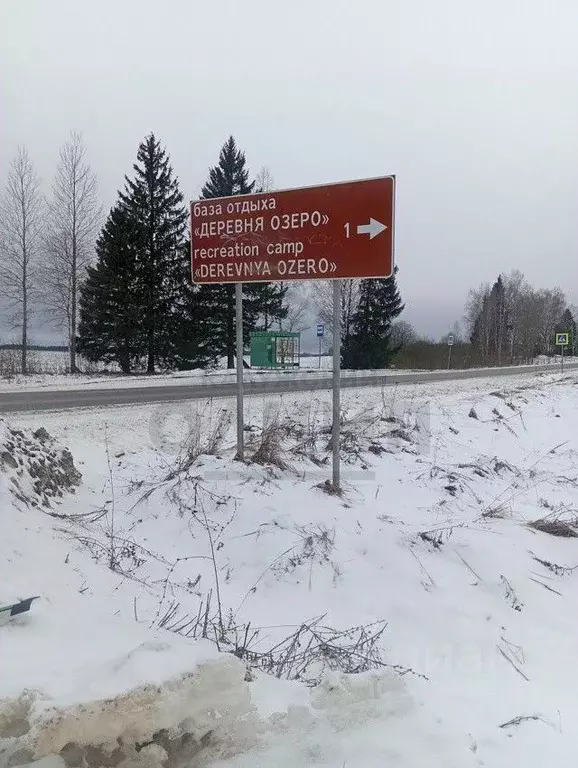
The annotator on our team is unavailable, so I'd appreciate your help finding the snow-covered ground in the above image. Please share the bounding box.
[0,350,572,394]
[3,370,578,766]
[0,349,117,377]
[0,365,408,394]
[0,350,334,380]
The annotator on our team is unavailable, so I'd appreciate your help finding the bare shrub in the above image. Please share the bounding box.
[157,590,223,640]
[73,533,146,574]
[157,604,402,686]
[237,617,389,685]
[272,523,336,576]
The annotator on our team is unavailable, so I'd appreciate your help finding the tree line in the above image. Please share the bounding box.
[0,132,405,374]
[0,133,101,374]
[386,270,577,370]
[465,271,576,363]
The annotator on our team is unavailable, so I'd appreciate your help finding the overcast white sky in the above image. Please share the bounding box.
[1,0,577,345]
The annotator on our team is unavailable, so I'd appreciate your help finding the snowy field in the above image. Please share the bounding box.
[3,370,578,766]
[0,353,379,393]
[0,349,336,378]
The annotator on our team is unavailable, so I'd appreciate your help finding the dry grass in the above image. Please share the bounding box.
[251,419,290,470]
[527,511,578,538]
[531,554,578,576]
[205,408,231,455]
[418,525,456,549]
[481,505,510,520]
[315,479,343,496]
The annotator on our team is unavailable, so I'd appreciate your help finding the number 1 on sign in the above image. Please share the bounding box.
[344,223,350,238]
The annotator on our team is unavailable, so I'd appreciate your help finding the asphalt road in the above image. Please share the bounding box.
[1,361,576,414]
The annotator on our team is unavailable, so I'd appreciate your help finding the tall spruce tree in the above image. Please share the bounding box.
[79,135,211,373]
[342,269,404,369]
[168,238,216,370]
[470,275,510,364]
[197,136,288,367]
[119,134,188,373]
[249,281,289,330]
[77,203,143,372]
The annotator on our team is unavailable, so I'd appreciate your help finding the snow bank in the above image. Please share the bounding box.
[0,420,259,767]
[0,418,432,768]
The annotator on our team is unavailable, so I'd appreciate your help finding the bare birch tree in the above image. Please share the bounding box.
[538,287,566,354]
[254,165,275,194]
[279,283,311,331]
[464,282,490,342]
[313,278,360,345]
[0,147,43,374]
[43,131,101,372]
[391,319,418,346]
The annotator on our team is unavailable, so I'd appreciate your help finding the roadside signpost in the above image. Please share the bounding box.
[556,331,570,371]
[190,175,395,490]
[317,323,324,369]
[191,176,394,285]
[447,333,454,369]
[235,283,243,459]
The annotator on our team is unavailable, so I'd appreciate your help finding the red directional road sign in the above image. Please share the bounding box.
[190,175,395,284]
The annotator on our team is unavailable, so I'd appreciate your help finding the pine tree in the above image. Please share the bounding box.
[119,134,188,373]
[77,203,143,373]
[249,281,289,330]
[196,136,288,367]
[342,269,404,369]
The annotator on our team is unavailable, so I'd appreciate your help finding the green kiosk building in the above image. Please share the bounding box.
[249,331,300,369]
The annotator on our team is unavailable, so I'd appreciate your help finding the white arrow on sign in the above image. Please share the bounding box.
[356,218,387,240]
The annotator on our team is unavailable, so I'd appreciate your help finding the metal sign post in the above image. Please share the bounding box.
[556,332,569,372]
[447,333,454,370]
[235,283,244,460]
[317,323,324,369]
[332,282,341,491]
[190,175,396,487]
